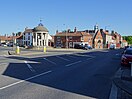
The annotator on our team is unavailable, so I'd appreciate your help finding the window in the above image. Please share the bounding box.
[69,36,72,40]
[28,36,30,40]
[57,36,60,41]
[23,41,25,45]
[57,36,60,39]
[23,36,25,40]
[81,36,84,41]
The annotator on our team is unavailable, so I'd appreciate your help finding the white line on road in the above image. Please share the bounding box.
[86,57,94,60]
[109,82,118,99]
[99,50,109,52]
[116,53,120,56]
[73,54,95,58]
[0,70,52,90]
[56,56,70,61]
[66,55,77,58]
[0,55,7,57]
[65,61,82,67]
[43,58,57,65]
[24,61,36,72]
[0,63,8,65]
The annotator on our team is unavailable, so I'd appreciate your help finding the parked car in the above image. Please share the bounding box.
[124,46,130,50]
[109,44,116,49]
[121,48,132,66]
[74,44,84,49]
[1,42,7,47]
[7,43,13,47]
[84,44,92,50]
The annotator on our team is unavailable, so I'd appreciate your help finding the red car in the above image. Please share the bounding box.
[121,48,132,66]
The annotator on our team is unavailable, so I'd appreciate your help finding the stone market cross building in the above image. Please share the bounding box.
[23,23,49,47]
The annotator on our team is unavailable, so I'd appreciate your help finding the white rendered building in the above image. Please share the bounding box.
[23,23,49,47]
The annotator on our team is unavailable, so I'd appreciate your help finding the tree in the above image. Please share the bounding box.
[126,36,132,44]
[123,36,132,45]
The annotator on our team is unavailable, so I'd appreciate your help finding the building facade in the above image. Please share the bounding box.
[23,23,49,47]
[93,30,103,49]
[54,27,93,48]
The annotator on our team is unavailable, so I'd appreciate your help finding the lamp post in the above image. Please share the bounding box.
[66,30,68,49]
[63,24,68,48]
[12,32,15,50]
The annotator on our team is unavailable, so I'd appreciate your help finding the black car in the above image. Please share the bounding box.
[74,44,84,49]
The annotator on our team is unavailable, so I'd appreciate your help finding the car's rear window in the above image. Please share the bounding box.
[125,50,132,55]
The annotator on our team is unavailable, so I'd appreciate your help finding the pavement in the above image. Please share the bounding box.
[6,47,96,57]
[112,67,132,99]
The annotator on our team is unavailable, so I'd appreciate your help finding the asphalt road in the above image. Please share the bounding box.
[0,48,123,99]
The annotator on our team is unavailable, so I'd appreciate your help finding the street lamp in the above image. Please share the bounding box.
[63,24,68,48]
[66,30,68,49]
[12,32,15,50]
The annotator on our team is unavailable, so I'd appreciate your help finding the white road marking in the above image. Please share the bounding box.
[116,53,120,56]
[109,82,118,99]
[24,61,36,72]
[0,70,52,90]
[0,63,8,65]
[86,57,94,60]
[73,54,95,58]
[56,56,70,61]
[0,55,7,57]
[98,50,109,52]
[66,55,77,58]
[66,61,82,67]
[43,58,57,65]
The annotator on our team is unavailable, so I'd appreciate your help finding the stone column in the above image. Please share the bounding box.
[44,34,46,46]
[41,33,43,46]
[46,33,48,46]
[36,33,37,46]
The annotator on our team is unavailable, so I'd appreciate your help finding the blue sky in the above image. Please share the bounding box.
[0,0,132,36]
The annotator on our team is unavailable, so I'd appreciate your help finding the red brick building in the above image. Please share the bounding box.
[54,28,93,48]
[93,30,103,49]
[111,31,122,48]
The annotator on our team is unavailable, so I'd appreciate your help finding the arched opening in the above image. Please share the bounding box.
[97,40,101,48]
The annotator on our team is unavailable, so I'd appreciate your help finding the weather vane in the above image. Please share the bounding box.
[39,18,43,26]
[40,18,43,23]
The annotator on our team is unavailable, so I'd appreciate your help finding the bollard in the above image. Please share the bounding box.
[43,46,46,53]
[16,46,20,54]
[130,62,132,77]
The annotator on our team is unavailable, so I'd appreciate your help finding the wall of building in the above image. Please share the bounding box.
[94,31,103,49]
[23,32,33,46]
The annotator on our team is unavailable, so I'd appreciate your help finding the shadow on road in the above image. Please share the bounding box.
[2,49,123,99]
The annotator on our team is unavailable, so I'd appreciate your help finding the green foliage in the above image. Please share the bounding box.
[123,36,132,44]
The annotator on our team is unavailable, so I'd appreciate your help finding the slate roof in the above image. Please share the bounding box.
[55,32,91,37]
